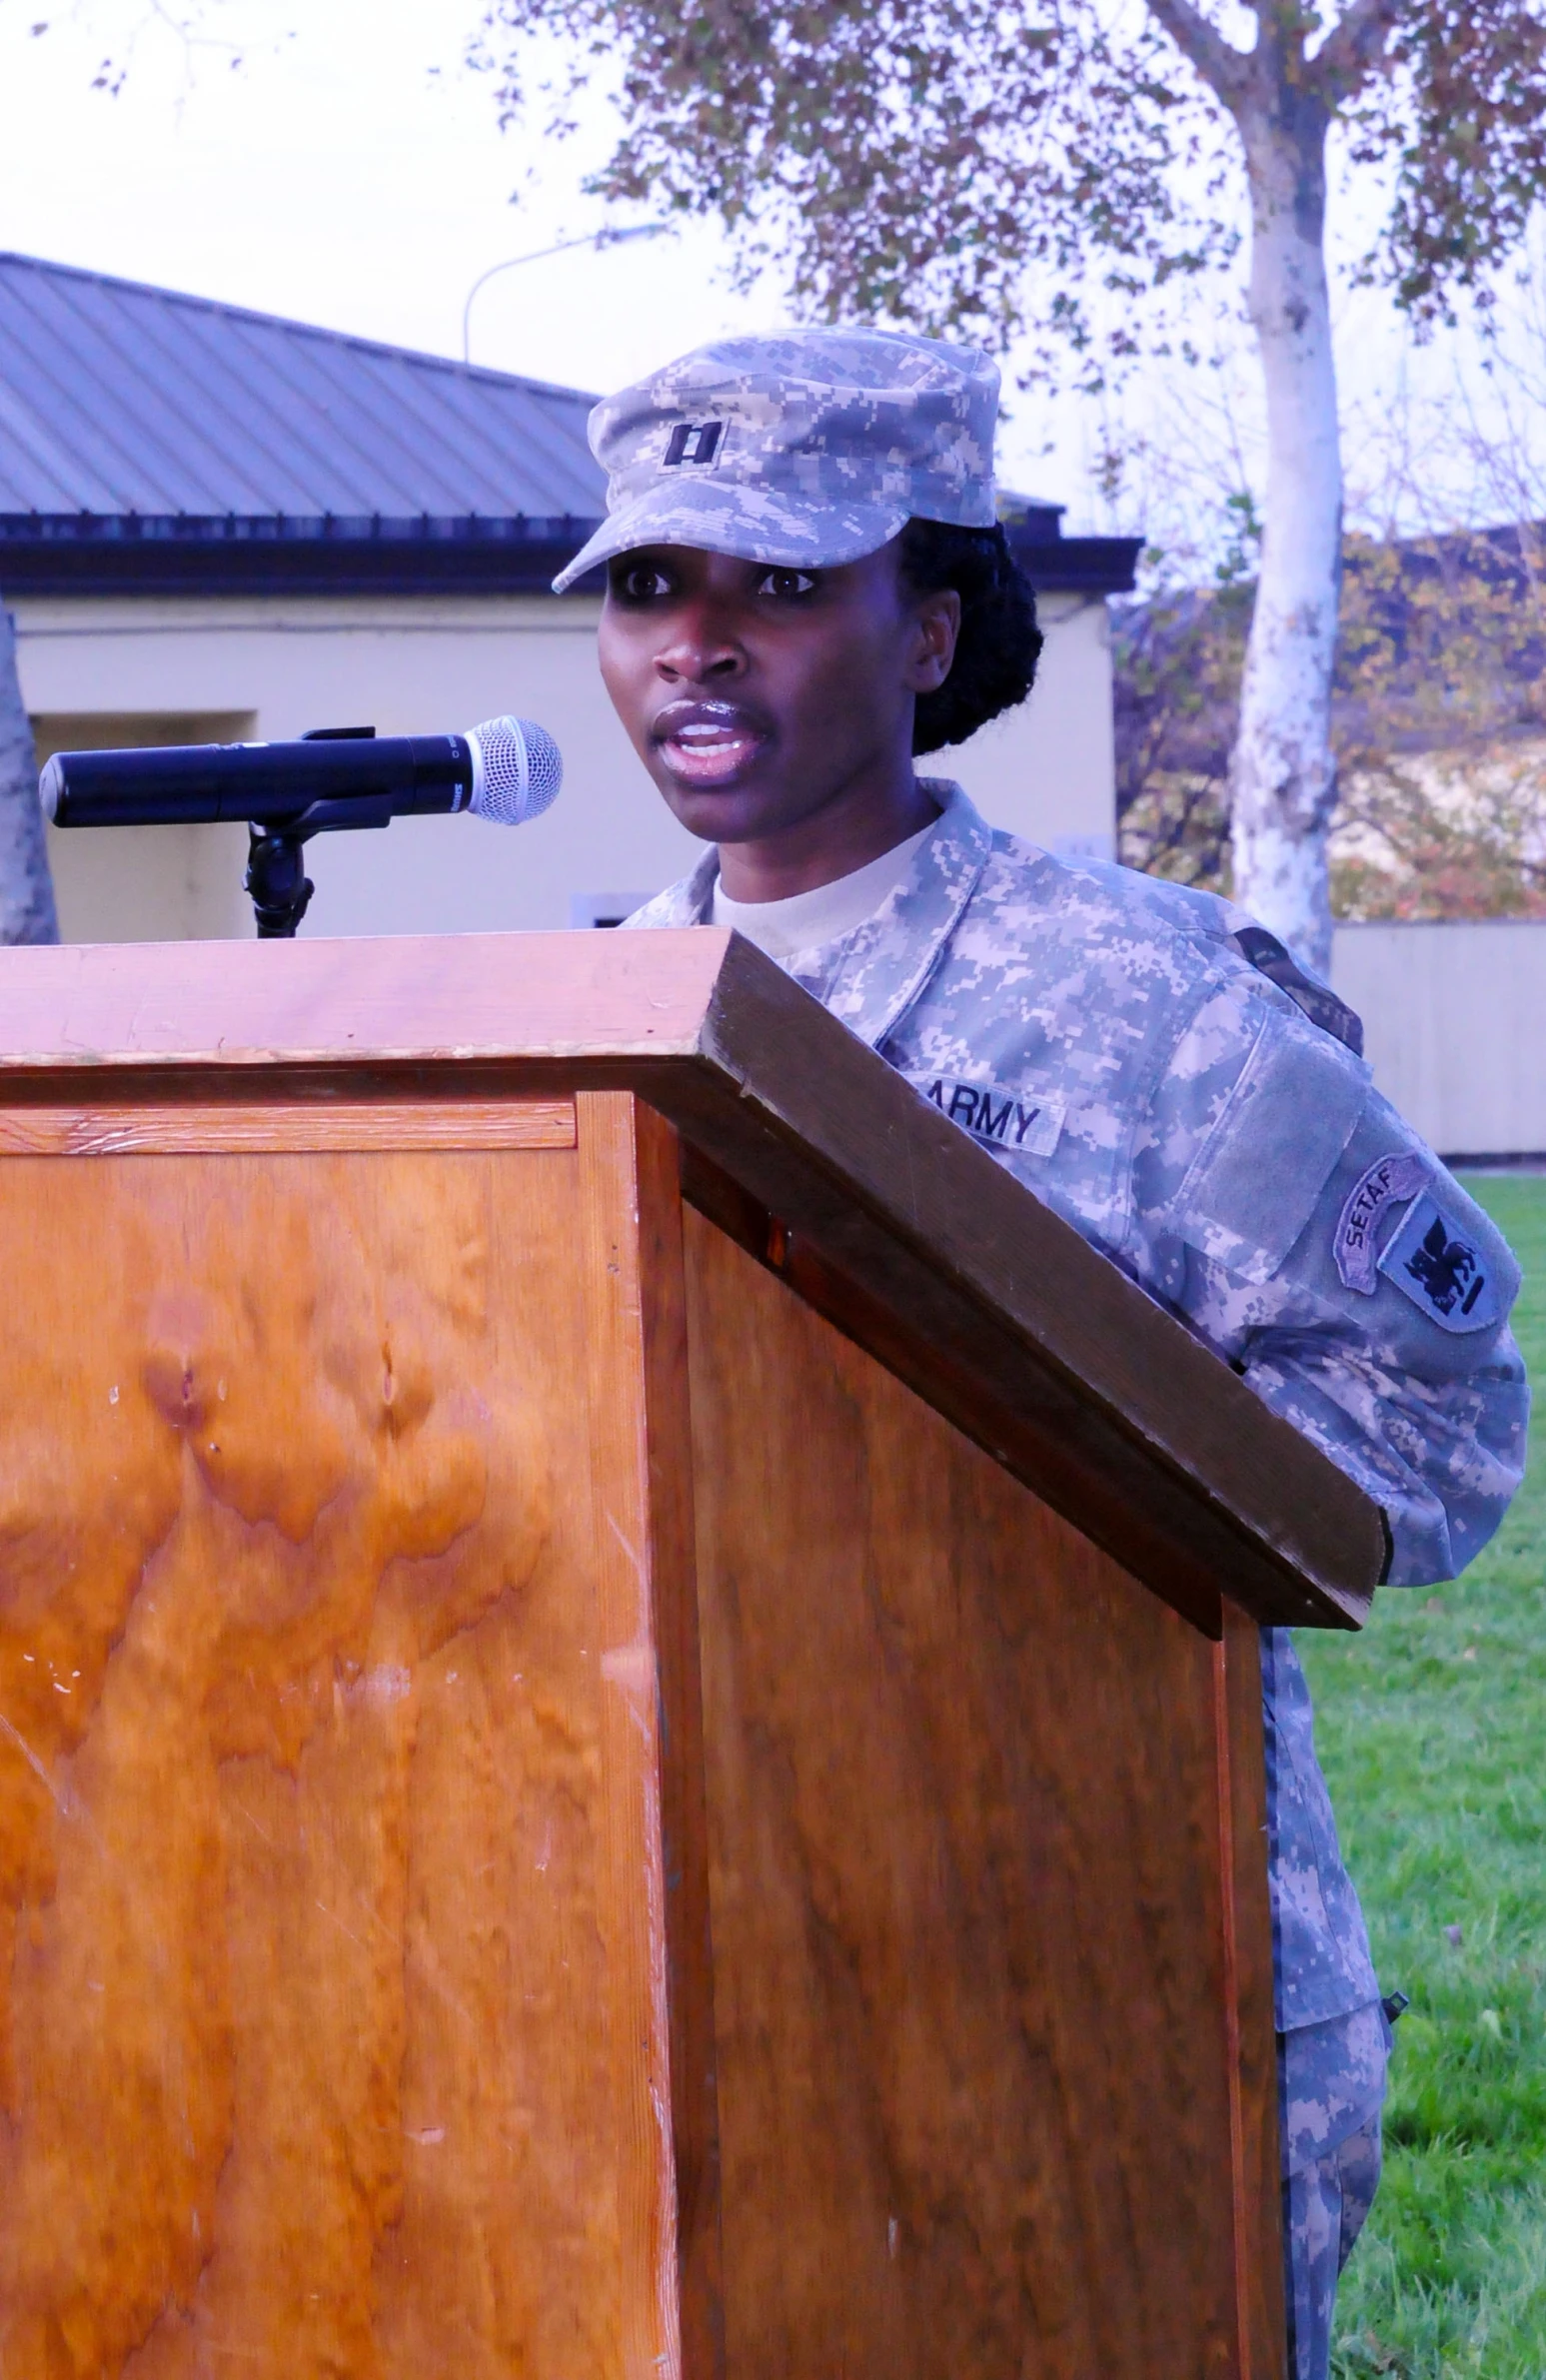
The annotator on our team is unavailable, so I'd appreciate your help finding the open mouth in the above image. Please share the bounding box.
[652,699,771,786]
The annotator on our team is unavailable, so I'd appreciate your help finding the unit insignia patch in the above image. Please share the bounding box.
[916,1076,1063,1160]
[1377,1191,1506,1334]
[1334,1151,1430,1293]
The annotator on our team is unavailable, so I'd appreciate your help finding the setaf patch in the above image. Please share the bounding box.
[1335,1150,1430,1293]
[916,1075,1063,1160]
[1377,1190,1506,1334]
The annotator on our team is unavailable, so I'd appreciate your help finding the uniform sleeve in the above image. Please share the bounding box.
[1125,976,1530,1588]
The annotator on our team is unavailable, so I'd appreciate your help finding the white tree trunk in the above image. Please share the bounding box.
[1230,103,1341,978]
[0,604,57,944]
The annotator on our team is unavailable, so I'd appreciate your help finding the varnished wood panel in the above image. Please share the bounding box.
[0,928,1384,1633]
[0,930,728,1071]
[625,1103,726,2380]
[683,1203,1276,2378]
[672,950,1380,1631]
[575,1096,722,2380]
[0,1141,671,2375]
[681,1141,1225,1642]
[1217,1606,1289,2380]
[0,1099,575,1155]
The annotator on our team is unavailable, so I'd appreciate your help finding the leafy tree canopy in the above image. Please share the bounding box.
[1115,523,1546,915]
[476,0,1546,382]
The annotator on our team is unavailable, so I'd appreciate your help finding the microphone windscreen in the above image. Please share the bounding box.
[466,716,563,825]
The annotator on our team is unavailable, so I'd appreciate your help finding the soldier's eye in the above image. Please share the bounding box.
[756,568,817,598]
[612,562,674,602]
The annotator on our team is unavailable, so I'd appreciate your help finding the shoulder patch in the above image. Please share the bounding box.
[915,1074,1063,1159]
[1334,1150,1430,1293]
[1378,1190,1508,1333]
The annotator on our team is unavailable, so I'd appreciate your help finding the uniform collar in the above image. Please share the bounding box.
[629,777,993,1048]
[815,779,992,1048]
[633,843,721,927]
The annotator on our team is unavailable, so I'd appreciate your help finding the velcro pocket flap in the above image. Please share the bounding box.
[1171,1011,1368,1285]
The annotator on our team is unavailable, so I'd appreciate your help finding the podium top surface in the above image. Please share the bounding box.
[0,928,1385,1630]
[0,927,742,1070]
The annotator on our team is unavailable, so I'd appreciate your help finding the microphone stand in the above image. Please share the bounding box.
[245,824,316,938]
[242,728,391,939]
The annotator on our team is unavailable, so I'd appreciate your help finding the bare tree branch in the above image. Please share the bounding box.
[1307,0,1398,104]
[1144,0,1255,111]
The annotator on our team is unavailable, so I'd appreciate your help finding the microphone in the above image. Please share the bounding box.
[40,715,563,831]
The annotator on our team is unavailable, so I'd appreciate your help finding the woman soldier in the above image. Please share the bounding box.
[553,327,1528,2380]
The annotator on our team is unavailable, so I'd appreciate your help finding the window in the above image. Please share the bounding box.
[37,712,258,943]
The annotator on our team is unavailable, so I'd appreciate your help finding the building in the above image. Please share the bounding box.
[0,252,1139,943]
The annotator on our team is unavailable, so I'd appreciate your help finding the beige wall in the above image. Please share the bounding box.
[15,589,1116,943]
[1332,919,1546,1158]
[944,594,1115,861]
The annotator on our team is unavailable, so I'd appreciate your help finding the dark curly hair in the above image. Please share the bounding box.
[898,519,1043,755]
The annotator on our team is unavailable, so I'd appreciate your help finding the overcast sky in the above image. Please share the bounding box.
[0,0,1217,519]
[0,0,756,369]
[0,0,1519,541]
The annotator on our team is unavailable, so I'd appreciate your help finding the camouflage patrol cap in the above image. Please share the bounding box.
[552,327,999,593]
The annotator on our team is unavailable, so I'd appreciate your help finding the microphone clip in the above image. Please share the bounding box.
[244,766,397,938]
[244,723,392,938]
[245,824,316,940]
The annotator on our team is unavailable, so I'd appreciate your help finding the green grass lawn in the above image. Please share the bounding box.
[1299,1174,1546,2378]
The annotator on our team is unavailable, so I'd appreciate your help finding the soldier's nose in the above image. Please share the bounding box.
[656,628,747,683]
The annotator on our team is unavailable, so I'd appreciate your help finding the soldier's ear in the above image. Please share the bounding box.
[907,586,960,692]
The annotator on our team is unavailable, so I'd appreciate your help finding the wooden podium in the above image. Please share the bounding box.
[0,929,1383,2379]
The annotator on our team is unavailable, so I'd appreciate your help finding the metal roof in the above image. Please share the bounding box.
[0,251,1138,598]
[0,250,605,523]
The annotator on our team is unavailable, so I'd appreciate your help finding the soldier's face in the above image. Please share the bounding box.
[597,540,959,849]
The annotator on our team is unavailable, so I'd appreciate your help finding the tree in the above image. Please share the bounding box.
[1114,584,1248,891]
[1113,518,1546,918]
[0,610,57,943]
[1,0,268,948]
[476,0,1546,971]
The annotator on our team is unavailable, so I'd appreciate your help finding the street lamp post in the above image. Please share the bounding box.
[462,224,673,365]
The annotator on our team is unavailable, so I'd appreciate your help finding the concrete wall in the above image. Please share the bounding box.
[16,589,1115,944]
[1332,919,1546,1158]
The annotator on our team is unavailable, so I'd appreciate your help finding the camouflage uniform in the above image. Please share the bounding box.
[625,785,1529,2374]
[1281,2002,1390,2379]
[564,328,1530,2375]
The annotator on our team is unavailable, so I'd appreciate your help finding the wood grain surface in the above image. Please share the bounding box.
[680,1141,1225,1643]
[0,1128,679,2376]
[575,1096,721,2380]
[0,1083,1289,2376]
[0,927,1383,1632]
[682,1204,1279,2378]
[624,1102,727,2380]
[0,929,728,1071]
[680,936,1383,1631]
[0,1100,576,1155]
[1216,1605,1290,2379]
